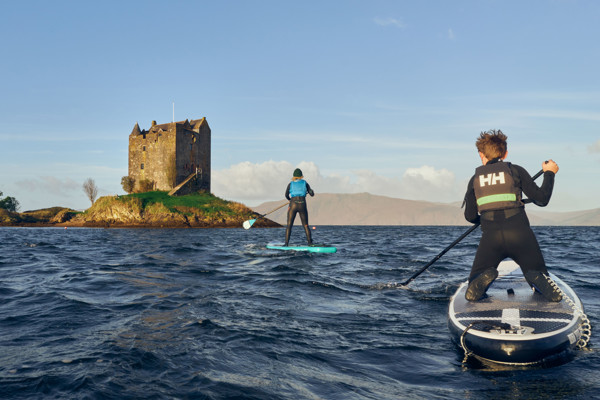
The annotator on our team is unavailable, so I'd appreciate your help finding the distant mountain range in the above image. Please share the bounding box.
[252,192,600,226]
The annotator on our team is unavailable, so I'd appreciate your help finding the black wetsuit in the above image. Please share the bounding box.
[463,160,555,282]
[284,181,314,245]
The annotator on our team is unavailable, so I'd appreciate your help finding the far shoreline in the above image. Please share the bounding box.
[0,221,280,229]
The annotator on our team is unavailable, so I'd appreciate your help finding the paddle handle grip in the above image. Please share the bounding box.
[531,160,549,180]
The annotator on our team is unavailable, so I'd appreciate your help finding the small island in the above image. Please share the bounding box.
[0,116,281,229]
[0,191,280,229]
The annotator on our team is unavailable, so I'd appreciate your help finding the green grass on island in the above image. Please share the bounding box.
[79,190,262,226]
[121,191,246,216]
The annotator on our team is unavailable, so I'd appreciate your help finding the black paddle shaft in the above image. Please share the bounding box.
[399,165,547,287]
[400,224,479,286]
[531,167,545,181]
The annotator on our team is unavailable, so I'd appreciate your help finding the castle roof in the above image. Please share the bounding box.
[131,122,142,136]
[148,118,207,133]
[130,117,208,136]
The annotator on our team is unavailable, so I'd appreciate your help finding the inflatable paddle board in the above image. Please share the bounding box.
[448,260,591,365]
[266,243,337,253]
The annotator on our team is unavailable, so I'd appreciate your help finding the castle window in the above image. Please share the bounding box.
[142,146,146,152]
[143,134,146,140]
[141,163,144,170]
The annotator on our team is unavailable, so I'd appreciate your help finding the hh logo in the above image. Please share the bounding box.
[479,172,505,187]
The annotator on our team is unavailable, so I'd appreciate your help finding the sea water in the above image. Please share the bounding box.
[0,226,598,399]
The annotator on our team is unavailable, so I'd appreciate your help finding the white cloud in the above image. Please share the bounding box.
[9,176,87,211]
[504,109,600,121]
[404,165,455,187]
[401,165,458,201]
[212,160,296,203]
[212,161,462,206]
[588,139,600,153]
[373,17,406,29]
[15,176,81,196]
[448,28,455,40]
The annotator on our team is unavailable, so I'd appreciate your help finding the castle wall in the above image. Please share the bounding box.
[129,126,176,191]
[175,123,211,192]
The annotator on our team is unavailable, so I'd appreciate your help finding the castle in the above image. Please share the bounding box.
[128,117,211,195]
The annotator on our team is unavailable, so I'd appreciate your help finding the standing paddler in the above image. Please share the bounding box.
[284,168,314,246]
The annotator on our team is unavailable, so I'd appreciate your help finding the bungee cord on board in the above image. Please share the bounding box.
[458,274,592,365]
[543,273,592,349]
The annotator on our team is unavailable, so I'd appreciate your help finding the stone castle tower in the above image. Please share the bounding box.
[128,117,211,194]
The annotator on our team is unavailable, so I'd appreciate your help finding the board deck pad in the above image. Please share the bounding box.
[266,243,337,253]
[448,260,584,364]
[452,261,574,325]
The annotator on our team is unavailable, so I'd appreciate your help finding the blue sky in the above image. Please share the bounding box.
[1,0,599,213]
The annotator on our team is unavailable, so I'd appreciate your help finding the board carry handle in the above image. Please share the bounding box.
[399,164,547,287]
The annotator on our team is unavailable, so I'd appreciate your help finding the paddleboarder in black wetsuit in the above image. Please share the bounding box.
[284,168,314,246]
[463,130,562,302]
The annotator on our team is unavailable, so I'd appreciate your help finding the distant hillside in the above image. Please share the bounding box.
[528,208,600,226]
[252,193,600,226]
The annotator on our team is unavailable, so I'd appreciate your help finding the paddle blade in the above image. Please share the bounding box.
[243,219,256,229]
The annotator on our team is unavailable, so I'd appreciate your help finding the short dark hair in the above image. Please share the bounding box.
[476,129,507,160]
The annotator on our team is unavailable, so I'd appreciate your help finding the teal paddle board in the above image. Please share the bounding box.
[266,243,337,253]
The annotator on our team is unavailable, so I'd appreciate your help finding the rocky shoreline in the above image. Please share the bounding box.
[2,220,280,229]
[0,194,281,229]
